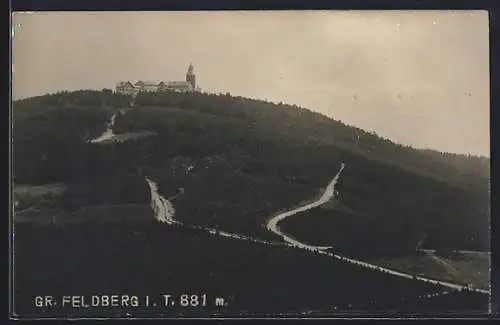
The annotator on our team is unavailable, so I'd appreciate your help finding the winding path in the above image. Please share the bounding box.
[144,163,489,294]
[264,163,490,295]
[266,162,345,250]
[88,106,489,296]
[144,177,285,247]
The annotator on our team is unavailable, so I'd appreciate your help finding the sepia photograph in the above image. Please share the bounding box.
[11,10,491,318]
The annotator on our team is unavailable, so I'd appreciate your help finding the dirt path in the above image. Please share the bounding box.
[88,111,490,296]
[262,163,489,294]
[90,112,118,143]
[266,163,345,250]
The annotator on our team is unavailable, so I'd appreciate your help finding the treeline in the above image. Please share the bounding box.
[133,91,489,193]
[111,106,349,239]
[14,222,488,317]
[14,89,489,192]
[113,106,346,186]
[82,130,321,239]
[13,90,490,252]
[13,89,131,120]
[280,203,487,257]
[112,105,489,251]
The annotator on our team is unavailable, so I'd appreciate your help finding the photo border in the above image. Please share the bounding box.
[8,0,499,321]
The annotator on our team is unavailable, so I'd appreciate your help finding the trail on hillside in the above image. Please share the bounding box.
[262,163,489,294]
[145,178,178,225]
[424,251,459,275]
[144,177,285,247]
[143,163,489,295]
[90,93,155,144]
[266,162,345,250]
[90,112,118,143]
[86,102,489,296]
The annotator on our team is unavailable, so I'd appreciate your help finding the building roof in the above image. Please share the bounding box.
[140,81,159,86]
[166,81,192,88]
[120,78,194,89]
[157,80,193,89]
[116,81,134,88]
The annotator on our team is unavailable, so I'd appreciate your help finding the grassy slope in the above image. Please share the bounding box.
[14,223,488,317]
[365,252,490,291]
[14,205,153,225]
[14,183,68,211]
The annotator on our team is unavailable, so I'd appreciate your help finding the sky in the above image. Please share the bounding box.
[11,11,490,156]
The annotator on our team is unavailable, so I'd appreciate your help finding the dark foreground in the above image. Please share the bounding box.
[13,220,489,319]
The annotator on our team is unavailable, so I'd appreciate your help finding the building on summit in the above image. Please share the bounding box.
[186,63,196,90]
[115,63,201,95]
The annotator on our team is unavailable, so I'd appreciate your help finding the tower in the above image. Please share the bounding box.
[186,63,196,89]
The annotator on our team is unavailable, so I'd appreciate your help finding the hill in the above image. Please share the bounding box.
[111,91,489,252]
[12,90,490,252]
[127,91,489,192]
[11,89,490,317]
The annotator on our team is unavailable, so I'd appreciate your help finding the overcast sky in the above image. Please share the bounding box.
[12,11,489,156]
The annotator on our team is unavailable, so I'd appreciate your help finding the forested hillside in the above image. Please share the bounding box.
[12,90,490,252]
[13,90,132,185]
[12,89,490,317]
[128,91,489,193]
[112,91,489,252]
